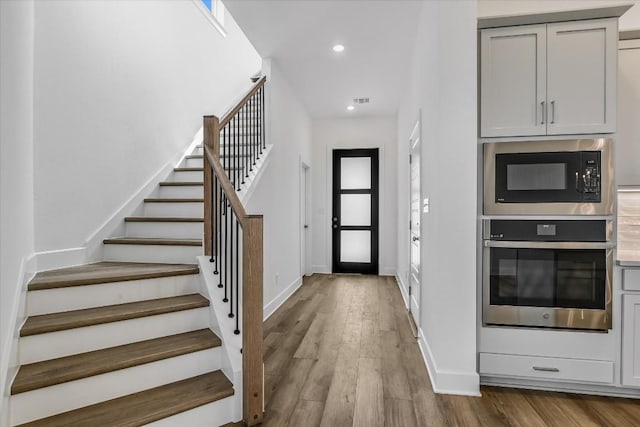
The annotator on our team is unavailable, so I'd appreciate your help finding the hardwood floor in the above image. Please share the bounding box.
[255,274,640,427]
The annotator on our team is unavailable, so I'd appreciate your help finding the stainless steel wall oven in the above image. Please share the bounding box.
[484,139,613,215]
[483,219,613,331]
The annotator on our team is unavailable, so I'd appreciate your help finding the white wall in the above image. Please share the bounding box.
[33,0,261,256]
[397,0,479,395]
[311,116,398,276]
[0,0,36,424]
[245,59,312,316]
[478,0,640,30]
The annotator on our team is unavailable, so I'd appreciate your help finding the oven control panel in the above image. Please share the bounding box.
[486,219,609,242]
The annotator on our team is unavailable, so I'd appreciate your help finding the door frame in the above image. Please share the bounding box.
[408,113,422,333]
[326,145,386,275]
[299,159,311,277]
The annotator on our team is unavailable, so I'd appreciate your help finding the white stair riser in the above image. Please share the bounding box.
[27,275,200,316]
[20,307,210,364]
[171,170,203,182]
[11,347,221,425]
[144,202,203,217]
[103,243,202,264]
[182,157,203,168]
[158,185,203,199]
[145,396,236,427]
[125,222,203,239]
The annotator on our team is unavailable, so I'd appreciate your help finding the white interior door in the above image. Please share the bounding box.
[409,120,421,330]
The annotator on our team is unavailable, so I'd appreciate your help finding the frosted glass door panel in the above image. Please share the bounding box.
[341,194,371,226]
[340,231,371,263]
[341,158,371,189]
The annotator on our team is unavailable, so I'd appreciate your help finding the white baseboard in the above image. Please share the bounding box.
[417,329,480,396]
[395,273,410,309]
[312,265,331,274]
[481,376,640,399]
[1,253,36,427]
[34,247,86,272]
[263,276,303,321]
[381,266,396,276]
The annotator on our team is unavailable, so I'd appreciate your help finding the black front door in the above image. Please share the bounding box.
[332,148,379,274]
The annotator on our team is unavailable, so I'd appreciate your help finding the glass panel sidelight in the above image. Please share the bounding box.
[341,157,371,189]
[341,194,371,226]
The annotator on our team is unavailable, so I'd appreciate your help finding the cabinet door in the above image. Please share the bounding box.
[480,25,547,137]
[617,39,640,185]
[546,19,617,135]
[622,294,640,387]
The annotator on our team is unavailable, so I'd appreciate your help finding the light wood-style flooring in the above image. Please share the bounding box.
[253,274,640,427]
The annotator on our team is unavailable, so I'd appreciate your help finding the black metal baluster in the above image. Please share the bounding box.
[241,109,246,185]
[229,211,234,318]
[223,197,228,302]
[209,173,216,264]
[236,109,240,191]
[223,125,227,182]
[248,103,253,172]
[234,219,240,335]
[214,176,219,276]
[262,86,266,149]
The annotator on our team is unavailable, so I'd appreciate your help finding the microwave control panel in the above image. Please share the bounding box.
[581,154,601,200]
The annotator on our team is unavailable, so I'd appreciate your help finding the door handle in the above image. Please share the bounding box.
[550,100,556,124]
[540,101,545,125]
[412,236,419,242]
[532,366,559,373]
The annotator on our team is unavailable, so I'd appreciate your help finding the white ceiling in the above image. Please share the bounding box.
[224,0,424,118]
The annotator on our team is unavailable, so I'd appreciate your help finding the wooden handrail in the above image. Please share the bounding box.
[203,145,247,222]
[202,76,266,426]
[220,76,266,128]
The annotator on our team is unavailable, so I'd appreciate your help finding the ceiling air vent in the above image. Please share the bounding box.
[352,97,370,104]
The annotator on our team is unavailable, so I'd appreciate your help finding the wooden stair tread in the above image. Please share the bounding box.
[11,329,220,395]
[159,181,203,186]
[20,294,209,337]
[103,237,202,246]
[16,372,232,427]
[143,198,203,203]
[15,371,233,427]
[28,262,199,291]
[124,217,203,222]
[174,167,203,172]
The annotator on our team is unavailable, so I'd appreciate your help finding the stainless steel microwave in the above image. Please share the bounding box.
[484,139,614,216]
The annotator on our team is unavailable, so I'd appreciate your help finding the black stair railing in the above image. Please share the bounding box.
[202,76,266,426]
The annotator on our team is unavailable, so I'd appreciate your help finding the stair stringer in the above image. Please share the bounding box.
[197,255,243,423]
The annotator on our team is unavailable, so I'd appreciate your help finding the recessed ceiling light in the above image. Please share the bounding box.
[333,44,345,53]
[347,105,355,111]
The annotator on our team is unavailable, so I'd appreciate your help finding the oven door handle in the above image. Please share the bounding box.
[484,240,616,250]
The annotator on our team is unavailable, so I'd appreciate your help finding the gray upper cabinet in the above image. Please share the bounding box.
[480,18,617,138]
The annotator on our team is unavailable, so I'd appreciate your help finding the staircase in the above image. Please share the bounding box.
[8,79,267,426]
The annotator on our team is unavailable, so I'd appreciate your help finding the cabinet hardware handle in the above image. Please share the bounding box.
[540,101,545,125]
[532,366,559,372]
[575,171,580,192]
[551,100,556,124]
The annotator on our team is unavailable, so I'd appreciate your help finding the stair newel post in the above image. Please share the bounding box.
[203,115,220,258]
[242,215,264,426]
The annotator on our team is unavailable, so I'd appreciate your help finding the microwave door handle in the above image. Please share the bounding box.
[575,171,580,192]
[484,240,616,250]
